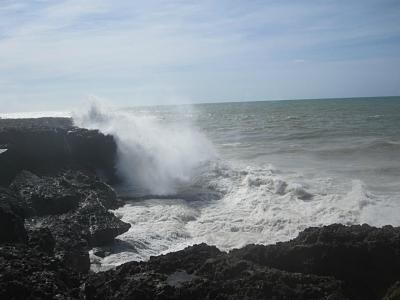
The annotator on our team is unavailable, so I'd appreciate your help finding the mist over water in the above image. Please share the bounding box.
[74,103,216,195]
[73,97,400,270]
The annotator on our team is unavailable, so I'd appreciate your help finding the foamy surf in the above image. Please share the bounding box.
[70,100,400,271]
[74,104,216,195]
[90,161,400,271]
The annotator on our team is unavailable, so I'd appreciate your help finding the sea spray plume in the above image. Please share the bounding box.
[74,103,216,195]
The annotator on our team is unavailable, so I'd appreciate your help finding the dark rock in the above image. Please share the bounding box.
[10,169,122,216]
[66,128,118,182]
[0,188,27,244]
[27,215,91,273]
[147,243,224,274]
[58,169,122,209]
[7,166,128,273]
[10,170,81,216]
[27,227,56,255]
[83,243,347,300]
[230,224,400,300]
[0,117,118,186]
[0,244,83,299]
[25,192,130,272]
[72,193,131,247]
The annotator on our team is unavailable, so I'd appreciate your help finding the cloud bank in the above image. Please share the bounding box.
[0,0,399,112]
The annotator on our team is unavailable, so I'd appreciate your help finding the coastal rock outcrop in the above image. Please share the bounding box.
[23,177,131,272]
[230,224,400,300]
[10,170,81,216]
[0,188,27,244]
[10,169,122,216]
[83,243,346,300]
[83,224,400,300]
[72,193,131,246]
[0,117,118,186]
[0,243,84,299]
[1,121,129,272]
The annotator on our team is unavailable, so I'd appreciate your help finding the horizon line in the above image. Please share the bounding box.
[1,95,399,117]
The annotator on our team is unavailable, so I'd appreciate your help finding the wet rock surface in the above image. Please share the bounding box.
[72,193,131,246]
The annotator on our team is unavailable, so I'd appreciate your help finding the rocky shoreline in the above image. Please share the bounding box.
[0,118,399,300]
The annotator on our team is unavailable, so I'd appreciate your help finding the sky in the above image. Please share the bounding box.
[0,0,399,112]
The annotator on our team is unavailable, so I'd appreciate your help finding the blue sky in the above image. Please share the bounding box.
[0,0,399,112]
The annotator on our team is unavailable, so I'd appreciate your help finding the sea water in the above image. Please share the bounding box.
[12,97,400,270]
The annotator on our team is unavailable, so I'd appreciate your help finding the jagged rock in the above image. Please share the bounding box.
[0,244,83,299]
[27,227,56,256]
[27,215,91,273]
[0,117,118,186]
[10,169,122,216]
[0,188,27,244]
[230,224,400,300]
[72,193,131,247]
[83,243,346,300]
[7,166,128,273]
[10,170,81,216]
[25,193,130,272]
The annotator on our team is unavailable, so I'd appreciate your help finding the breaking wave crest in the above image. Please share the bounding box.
[91,160,398,271]
[73,103,400,272]
[73,104,216,195]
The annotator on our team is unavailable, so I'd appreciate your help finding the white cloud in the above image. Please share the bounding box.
[0,0,399,111]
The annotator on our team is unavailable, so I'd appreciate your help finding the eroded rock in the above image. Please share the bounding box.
[10,169,122,216]
[231,224,400,300]
[0,188,27,244]
[0,244,83,299]
[0,118,118,186]
[83,243,347,300]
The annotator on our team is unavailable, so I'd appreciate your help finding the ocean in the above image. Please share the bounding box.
[5,97,400,270]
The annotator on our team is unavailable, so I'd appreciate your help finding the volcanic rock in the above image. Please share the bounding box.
[230,224,400,300]
[0,244,83,299]
[10,169,122,217]
[0,117,118,186]
[72,193,131,247]
[0,188,27,244]
[83,243,347,300]
[25,192,130,272]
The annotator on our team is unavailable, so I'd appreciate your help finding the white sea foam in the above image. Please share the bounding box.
[72,103,400,272]
[91,160,400,271]
[74,103,216,195]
